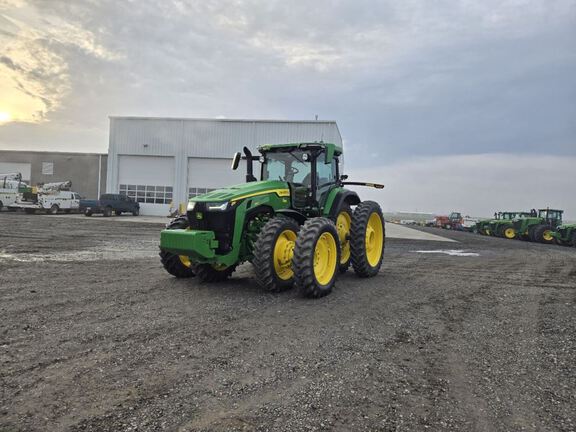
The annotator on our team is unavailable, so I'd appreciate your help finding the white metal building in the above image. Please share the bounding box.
[106,117,343,215]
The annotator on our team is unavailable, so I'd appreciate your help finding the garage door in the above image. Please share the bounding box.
[118,156,174,216]
[0,162,31,182]
[187,158,244,198]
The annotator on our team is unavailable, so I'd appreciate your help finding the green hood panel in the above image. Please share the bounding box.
[191,180,289,202]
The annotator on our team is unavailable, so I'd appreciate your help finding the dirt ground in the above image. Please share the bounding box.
[0,213,575,432]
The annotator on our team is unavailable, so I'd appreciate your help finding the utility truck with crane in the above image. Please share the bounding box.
[0,173,29,211]
[9,181,81,214]
[159,142,386,298]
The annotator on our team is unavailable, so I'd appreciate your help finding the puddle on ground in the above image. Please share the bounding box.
[0,245,158,263]
[413,249,480,257]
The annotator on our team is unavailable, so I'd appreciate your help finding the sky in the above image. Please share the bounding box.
[0,0,575,217]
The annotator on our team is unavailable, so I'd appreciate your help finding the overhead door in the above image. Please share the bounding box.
[187,158,244,198]
[0,162,31,182]
[118,155,174,216]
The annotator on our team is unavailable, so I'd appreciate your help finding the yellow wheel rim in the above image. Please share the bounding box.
[179,255,192,267]
[313,232,338,285]
[273,229,297,280]
[504,227,516,239]
[336,211,352,265]
[543,230,553,241]
[365,212,384,267]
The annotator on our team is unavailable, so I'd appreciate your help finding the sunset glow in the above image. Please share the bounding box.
[0,111,13,123]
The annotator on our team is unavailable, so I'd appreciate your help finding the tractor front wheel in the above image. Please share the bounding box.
[503,226,517,240]
[351,201,385,277]
[194,264,236,282]
[253,216,300,292]
[293,217,340,298]
[159,215,195,278]
[160,252,196,278]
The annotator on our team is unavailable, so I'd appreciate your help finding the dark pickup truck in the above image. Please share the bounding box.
[80,194,140,217]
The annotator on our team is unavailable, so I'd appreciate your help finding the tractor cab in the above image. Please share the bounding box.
[538,208,563,227]
[232,143,352,215]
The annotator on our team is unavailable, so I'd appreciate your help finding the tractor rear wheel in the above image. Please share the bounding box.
[253,216,300,292]
[335,204,352,273]
[293,217,340,298]
[351,201,385,277]
[194,264,236,282]
[534,225,554,244]
[159,215,195,278]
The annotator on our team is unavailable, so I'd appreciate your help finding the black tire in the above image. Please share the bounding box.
[334,203,353,273]
[293,217,340,298]
[351,201,385,278]
[555,238,567,246]
[85,210,93,217]
[24,208,36,214]
[159,215,195,278]
[571,232,576,248]
[193,264,236,282]
[534,225,554,244]
[115,210,122,216]
[253,216,300,292]
[0,201,3,211]
[528,225,538,242]
[47,204,59,215]
[132,208,140,216]
[501,225,517,240]
[103,207,112,217]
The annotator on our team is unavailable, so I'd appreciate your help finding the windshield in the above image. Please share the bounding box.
[261,150,311,184]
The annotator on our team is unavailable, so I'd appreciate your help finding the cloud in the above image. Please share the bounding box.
[347,153,576,219]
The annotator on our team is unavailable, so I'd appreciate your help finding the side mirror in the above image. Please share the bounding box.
[340,174,348,180]
[231,152,242,170]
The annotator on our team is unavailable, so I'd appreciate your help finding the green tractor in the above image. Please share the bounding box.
[159,142,386,298]
[473,212,504,235]
[489,211,533,239]
[551,224,576,247]
[512,208,564,244]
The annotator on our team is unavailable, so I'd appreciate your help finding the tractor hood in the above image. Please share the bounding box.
[191,180,289,203]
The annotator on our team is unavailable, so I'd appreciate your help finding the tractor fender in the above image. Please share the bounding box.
[276,208,307,225]
[326,190,360,219]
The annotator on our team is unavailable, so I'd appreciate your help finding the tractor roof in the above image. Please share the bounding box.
[539,208,563,212]
[258,142,342,156]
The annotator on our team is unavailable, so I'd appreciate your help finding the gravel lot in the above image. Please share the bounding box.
[1,213,575,432]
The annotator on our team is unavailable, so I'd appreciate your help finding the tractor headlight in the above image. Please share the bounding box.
[206,201,229,211]
[187,201,196,211]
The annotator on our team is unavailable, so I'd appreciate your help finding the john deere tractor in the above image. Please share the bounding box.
[489,211,533,239]
[474,212,502,235]
[159,142,385,298]
[512,208,564,244]
[551,224,576,247]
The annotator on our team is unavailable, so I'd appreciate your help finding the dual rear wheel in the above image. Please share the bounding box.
[253,201,385,298]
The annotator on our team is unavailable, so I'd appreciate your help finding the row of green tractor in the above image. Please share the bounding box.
[158,142,386,298]
[472,209,576,246]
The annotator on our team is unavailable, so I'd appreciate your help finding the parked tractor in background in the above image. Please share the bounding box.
[512,208,564,244]
[489,211,533,239]
[472,218,492,235]
[159,142,386,298]
[444,212,464,230]
[551,224,576,247]
[434,215,450,228]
